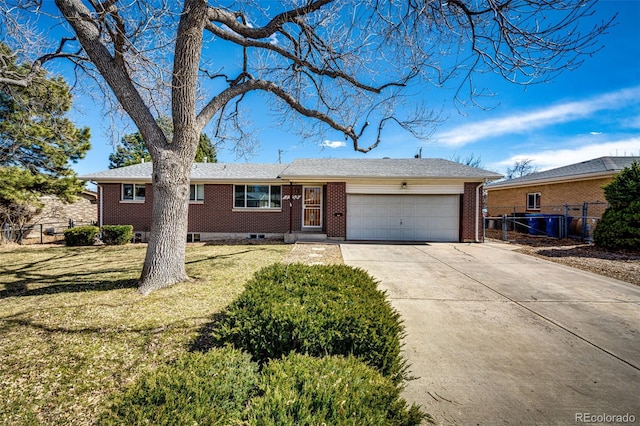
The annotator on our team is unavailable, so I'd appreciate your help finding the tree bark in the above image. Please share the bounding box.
[138,149,192,295]
[138,0,206,294]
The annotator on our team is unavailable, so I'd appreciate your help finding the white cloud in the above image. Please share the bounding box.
[322,140,347,149]
[490,137,640,172]
[437,86,640,146]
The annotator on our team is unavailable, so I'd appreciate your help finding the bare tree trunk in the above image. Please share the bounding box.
[138,150,192,295]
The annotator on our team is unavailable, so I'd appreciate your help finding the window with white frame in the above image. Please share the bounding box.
[527,192,541,210]
[190,184,204,202]
[122,183,145,201]
[234,185,281,208]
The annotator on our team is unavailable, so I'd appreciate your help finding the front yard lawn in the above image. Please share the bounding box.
[0,243,289,425]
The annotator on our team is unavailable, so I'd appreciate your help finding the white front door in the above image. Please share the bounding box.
[303,186,322,229]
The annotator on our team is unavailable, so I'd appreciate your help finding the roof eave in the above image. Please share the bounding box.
[280,174,501,181]
[486,171,617,190]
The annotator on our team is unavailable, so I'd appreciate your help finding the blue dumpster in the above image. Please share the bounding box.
[545,215,561,238]
[526,214,545,235]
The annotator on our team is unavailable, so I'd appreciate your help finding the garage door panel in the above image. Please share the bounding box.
[347,194,459,242]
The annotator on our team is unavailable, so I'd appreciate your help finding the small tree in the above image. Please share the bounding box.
[450,153,483,169]
[506,159,537,179]
[594,162,640,251]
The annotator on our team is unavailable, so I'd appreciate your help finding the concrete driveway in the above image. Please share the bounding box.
[341,242,640,425]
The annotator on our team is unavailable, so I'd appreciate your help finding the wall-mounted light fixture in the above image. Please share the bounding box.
[401,182,407,189]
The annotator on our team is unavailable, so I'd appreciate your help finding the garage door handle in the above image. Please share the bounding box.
[400,220,403,225]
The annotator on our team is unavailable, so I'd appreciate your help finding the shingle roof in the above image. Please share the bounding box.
[80,162,287,181]
[80,158,503,182]
[281,158,502,179]
[487,156,639,188]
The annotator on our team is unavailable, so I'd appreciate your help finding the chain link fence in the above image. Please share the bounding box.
[485,202,607,242]
[1,220,97,245]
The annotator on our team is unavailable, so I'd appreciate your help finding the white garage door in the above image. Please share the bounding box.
[347,194,459,241]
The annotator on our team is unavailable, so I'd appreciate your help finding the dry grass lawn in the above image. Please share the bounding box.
[0,242,290,425]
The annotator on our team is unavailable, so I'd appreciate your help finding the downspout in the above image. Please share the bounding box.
[97,183,103,229]
[475,181,485,243]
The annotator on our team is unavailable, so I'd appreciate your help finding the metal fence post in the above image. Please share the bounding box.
[502,214,508,241]
[581,202,588,241]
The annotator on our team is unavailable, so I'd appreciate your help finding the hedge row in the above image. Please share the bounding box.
[103,264,429,425]
[63,225,133,246]
[102,348,426,425]
[213,263,408,383]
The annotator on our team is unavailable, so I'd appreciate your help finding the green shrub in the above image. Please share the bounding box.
[101,225,134,245]
[603,161,640,210]
[247,353,428,426]
[101,347,259,425]
[214,263,407,383]
[595,161,640,251]
[63,225,99,246]
[594,200,640,251]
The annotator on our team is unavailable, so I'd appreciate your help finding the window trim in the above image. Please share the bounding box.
[526,192,541,211]
[121,183,146,202]
[189,184,205,203]
[233,184,282,210]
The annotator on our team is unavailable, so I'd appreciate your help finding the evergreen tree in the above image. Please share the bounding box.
[594,162,640,251]
[0,44,90,235]
[109,119,216,168]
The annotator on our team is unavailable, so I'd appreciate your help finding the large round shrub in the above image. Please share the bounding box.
[213,263,407,383]
[594,200,640,251]
[595,161,640,251]
[101,224,134,245]
[63,225,99,246]
[247,353,427,426]
[101,347,258,425]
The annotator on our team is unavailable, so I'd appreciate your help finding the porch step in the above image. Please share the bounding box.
[284,233,327,243]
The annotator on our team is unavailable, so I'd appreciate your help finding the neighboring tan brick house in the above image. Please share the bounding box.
[485,156,639,219]
[31,191,97,229]
[80,158,501,243]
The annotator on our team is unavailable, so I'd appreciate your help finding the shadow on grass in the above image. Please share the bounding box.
[0,278,138,299]
[188,312,228,353]
[185,249,257,265]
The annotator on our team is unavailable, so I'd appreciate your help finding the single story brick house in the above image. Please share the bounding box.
[80,158,502,243]
[485,156,639,219]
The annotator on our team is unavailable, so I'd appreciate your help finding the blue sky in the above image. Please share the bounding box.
[69,0,640,177]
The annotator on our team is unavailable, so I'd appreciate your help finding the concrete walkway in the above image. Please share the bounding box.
[341,242,640,425]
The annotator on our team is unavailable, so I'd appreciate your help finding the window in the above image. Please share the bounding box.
[122,183,145,201]
[190,184,204,202]
[234,185,281,209]
[186,233,201,243]
[527,193,541,210]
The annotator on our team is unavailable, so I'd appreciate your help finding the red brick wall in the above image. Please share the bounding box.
[325,182,346,238]
[100,183,153,232]
[189,184,297,233]
[100,183,303,235]
[461,182,482,242]
[101,181,479,242]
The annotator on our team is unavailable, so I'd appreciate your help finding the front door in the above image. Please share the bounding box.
[303,186,322,229]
